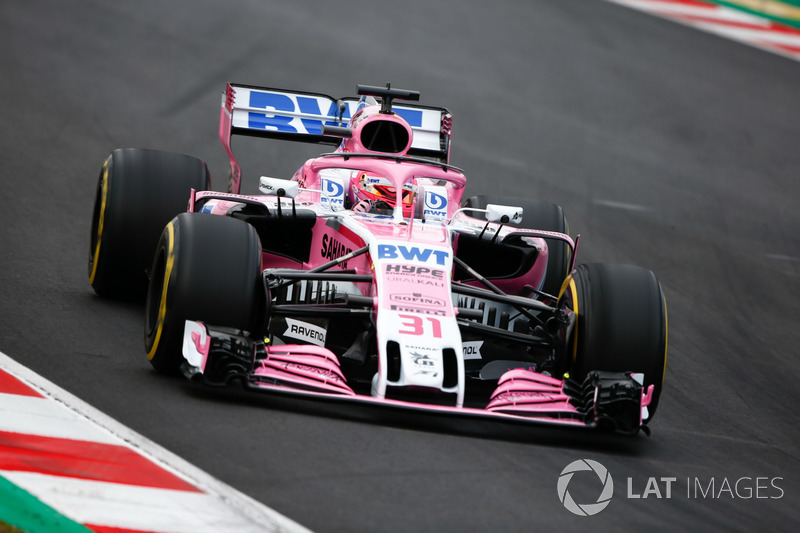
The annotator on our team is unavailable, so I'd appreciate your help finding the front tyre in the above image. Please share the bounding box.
[144,213,263,374]
[559,263,667,422]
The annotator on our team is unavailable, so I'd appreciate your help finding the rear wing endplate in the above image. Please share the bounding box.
[220,83,453,193]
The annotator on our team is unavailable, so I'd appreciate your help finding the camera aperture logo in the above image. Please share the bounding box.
[557,459,614,516]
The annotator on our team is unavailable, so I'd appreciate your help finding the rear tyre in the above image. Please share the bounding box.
[144,213,263,374]
[463,195,571,295]
[88,148,210,299]
[559,263,668,421]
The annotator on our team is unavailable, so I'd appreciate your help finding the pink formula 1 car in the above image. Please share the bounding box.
[88,83,667,435]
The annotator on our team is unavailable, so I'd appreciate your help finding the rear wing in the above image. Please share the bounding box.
[220,83,453,193]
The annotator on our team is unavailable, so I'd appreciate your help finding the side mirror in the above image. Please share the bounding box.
[486,204,523,224]
[259,177,299,198]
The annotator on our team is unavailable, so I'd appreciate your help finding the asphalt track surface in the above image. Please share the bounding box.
[1,1,799,531]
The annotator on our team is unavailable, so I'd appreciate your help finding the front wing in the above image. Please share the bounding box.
[182,321,654,436]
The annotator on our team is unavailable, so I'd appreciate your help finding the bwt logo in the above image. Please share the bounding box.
[247,91,423,134]
[424,190,448,219]
[557,460,614,516]
[323,178,344,197]
[377,244,449,265]
[425,191,447,210]
[322,178,344,207]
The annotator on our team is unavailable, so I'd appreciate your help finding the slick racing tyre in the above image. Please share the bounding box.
[463,195,571,295]
[559,263,668,422]
[88,148,210,299]
[144,213,263,374]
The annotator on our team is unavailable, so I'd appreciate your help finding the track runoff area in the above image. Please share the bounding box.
[605,0,800,61]
[0,352,309,533]
[3,1,800,530]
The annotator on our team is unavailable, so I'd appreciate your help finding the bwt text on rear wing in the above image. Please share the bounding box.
[219,83,453,193]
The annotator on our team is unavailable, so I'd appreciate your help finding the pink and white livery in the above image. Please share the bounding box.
[88,83,668,436]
